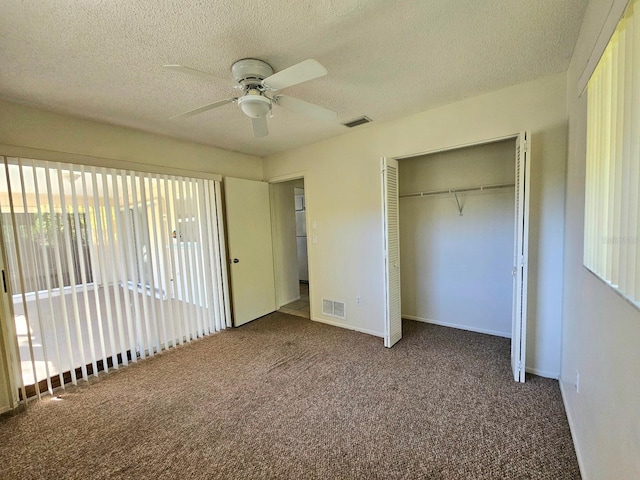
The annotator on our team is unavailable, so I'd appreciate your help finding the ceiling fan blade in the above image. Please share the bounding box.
[251,116,269,138]
[169,98,235,120]
[262,59,327,91]
[163,64,229,84]
[275,95,337,122]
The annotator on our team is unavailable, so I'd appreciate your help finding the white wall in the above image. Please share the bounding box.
[270,181,300,307]
[399,140,515,337]
[561,0,640,477]
[264,72,567,377]
[0,99,263,180]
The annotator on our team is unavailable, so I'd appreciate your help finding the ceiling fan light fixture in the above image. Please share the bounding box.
[238,94,271,118]
[166,58,336,136]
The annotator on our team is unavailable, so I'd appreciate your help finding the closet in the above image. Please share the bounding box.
[398,139,516,338]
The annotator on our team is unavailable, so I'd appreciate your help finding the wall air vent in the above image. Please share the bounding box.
[343,116,372,128]
[322,299,346,320]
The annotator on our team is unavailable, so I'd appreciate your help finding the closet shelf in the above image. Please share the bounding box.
[399,182,515,199]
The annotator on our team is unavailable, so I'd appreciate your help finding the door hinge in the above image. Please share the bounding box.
[523,140,529,153]
[518,361,523,372]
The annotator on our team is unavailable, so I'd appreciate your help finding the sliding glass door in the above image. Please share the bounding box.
[0,157,230,400]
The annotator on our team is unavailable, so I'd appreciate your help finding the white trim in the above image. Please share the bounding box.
[265,171,307,183]
[577,0,631,96]
[402,314,511,338]
[585,255,640,313]
[559,381,588,480]
[12,283,98,302]
[277,295,301,309]
[524,366,559,380]
[392,134,520,161]
[310,315,384,338]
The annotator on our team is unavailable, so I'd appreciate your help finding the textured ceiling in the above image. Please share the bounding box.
[0,0,588,157]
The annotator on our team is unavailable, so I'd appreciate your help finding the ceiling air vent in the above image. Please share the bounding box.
[343,116,372,128]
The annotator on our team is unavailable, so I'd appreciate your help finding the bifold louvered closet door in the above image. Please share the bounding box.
[0,157,230,400]
[382,156,402,348]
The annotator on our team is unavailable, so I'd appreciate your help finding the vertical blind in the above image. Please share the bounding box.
[0,156,230,400]
[584,0,640,305]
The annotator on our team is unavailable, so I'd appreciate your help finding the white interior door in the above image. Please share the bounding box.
[224,177,276,327]
[511,132,531,382]
[382,157,402,348]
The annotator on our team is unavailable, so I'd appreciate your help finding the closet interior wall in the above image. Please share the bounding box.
[399,139,516,337]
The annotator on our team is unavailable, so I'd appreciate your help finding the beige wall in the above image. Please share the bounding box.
[270,181,300,307]
[562,0,640,477]
[264,72,568,377]
[0,99,263,180]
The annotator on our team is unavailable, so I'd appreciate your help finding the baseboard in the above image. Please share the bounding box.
[277,295,300,309]
[559,380,587,480]
[310,315,384,338]
[525,366,559,379]
[402,314,511,339]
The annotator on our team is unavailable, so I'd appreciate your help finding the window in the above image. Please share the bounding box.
[0,157,230,399]
[1,212,92,293]
[584,0,640,306]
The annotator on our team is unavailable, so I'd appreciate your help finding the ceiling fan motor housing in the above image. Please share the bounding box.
[232,59,275,118]
[231,58,274,87]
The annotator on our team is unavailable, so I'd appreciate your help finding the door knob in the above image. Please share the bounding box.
[233,258,239,264]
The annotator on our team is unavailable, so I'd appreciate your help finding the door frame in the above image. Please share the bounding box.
[387,132,530,381]
[265,171,314,321]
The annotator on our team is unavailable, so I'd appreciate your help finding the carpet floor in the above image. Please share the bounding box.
[0,314,580,479]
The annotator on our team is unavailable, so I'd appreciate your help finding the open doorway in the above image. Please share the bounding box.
[269,178,310,319]
[383,133,530,382]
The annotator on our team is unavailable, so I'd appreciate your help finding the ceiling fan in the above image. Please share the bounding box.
[163,58,337,138]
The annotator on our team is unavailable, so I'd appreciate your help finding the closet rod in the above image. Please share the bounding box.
[399,182,515,199]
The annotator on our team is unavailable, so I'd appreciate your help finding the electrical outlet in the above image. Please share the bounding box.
[356,296,361,306]
[574,371,580,393]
